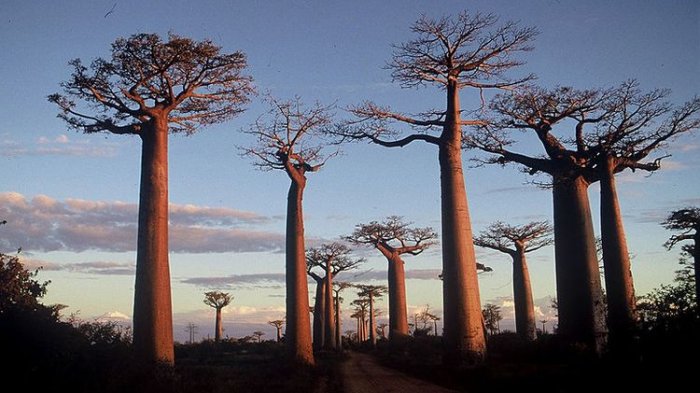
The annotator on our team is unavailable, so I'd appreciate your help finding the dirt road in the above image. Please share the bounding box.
[339,352,458,393]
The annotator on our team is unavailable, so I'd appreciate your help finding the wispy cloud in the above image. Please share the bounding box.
[20,257,135,275]
[181,273,287,288]
[0,192,284,253]
[1,134,120,157]
[342,268,443,282]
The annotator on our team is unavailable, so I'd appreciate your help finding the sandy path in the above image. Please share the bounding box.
[339,351,458,393]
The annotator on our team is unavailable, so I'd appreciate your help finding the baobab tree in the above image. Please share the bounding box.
[332,281,353,350]
[333,12,536,364]
[482,304,502,336]
[474,221,552,341]
[470,86,611,353]
[49,33,253,364]
[472,82,700,353]
[663,207,700,305]
[356,285,387,348]
[203,291,233,343]
[252,331,265,343]
[345,216,436,340]
[377,323,389,339]
[184,322,198,344]
[584,84,700,354]
[243,97,336,366]
[307,243,363,350]
[268,319,285,342]
[351,298,370,343]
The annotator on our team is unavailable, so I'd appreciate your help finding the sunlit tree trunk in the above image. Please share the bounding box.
[133,118,174,365]
[600,156,637,355]
[440,81,486,364]
[324,265,336,349]
[285,179,315,366]
[335,294,342,350]
[214,308,223,342]
[512,246,536,341]
[552,175,606,354]
[388,255,409,339]
[312,280,325,351]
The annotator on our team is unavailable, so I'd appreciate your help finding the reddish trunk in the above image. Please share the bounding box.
[285,180,315,365]
[133,118,174,365]
[312,280,325,351]
[440,81,486,364]
[600,157,637,355]
[369,293,376,347]
[335,294,342,350]
[387,255,409,339]
[512,247,536,341]
[215,308,223,342]
[552,174,606,354]
[323,267,336,350]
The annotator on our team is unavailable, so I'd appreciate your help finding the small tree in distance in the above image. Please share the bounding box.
[203,291,232,342]
[356,284,387,348]
[482,304,503,336]
[268,320,285,342]
[50,33,253,364]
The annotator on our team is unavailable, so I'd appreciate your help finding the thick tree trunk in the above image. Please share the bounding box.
[552,175,606,354]
[312,280,325,351]
[324,267,336,350]
[215,308,223,342]
[276,327,282,342]
[133,119,174,365]
[440,81,486,365]
[369,293,377,347]
[387,255,409,339]
[599,157,637,356]
[512,248,536,341]
[285,180,315,366]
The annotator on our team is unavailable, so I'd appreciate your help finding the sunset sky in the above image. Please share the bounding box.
[1,0,698,341]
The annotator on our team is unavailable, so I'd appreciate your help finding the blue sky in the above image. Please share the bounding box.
[0,0,698,341]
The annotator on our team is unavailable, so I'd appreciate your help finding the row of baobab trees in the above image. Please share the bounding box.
[49,10,699,366]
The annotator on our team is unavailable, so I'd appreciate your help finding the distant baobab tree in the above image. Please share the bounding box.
[243,97,337,366]
[332,11,536,364]
[482,304,502,336]
[252,331,265,343]
[356,285,387,348]
[203,291,233,342]
[306,243,363,350]
[351,298,370,343]
[332,282,353,350]
[268,319,285,342]
[474,221,553,341]
[49,33,253,364]
[472,82,700,354]
[663,207,700,305]
[377,323,388,339]
[345,216,436,340]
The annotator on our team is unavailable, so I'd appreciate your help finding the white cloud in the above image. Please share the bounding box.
[0,192,284,254]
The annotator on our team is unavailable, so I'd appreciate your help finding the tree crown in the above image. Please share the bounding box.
[474,220,553,255]
[49,32,253,135]
[306,242,364,281]
[662,207,700,250]
[345,216,437,257]
[203,291,233,309]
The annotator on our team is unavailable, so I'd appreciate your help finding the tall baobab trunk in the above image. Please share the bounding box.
[312,280,325,351]
[285,179,314,366]
[599,157,637,355]
[335,294,342,350]
[388,255,410,339]
[133,119,174,365]
[323,265,336,350]
[552,175,606,354]
[214,307,223,342]
[440,81,486,364]
[368,293,377,347]
[512,246,536,341]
